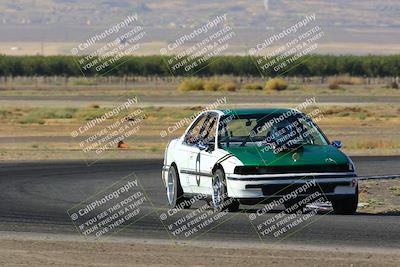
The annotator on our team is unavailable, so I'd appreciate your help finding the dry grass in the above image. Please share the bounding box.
[243,82,263,90]
[177,79,237,92]
[2,77,400,99]
[265,78,288,91]
[328,81,341,90]
[359,180,400,214]
[321,106,373,120]
[327,75,365,85]
[347,140,400,150]
[177,78,204,91]
[218,82,237,92]
[0,104,399,161]
[203,80,222,91]
[1,77,400,162]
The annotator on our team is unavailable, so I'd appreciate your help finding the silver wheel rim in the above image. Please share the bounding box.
[212,173,224,208]
[167,170,175,205]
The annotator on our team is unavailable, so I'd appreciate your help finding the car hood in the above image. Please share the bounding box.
[222,145,350,166]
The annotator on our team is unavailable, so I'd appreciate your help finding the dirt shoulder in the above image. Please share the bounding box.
[0,233,399,267]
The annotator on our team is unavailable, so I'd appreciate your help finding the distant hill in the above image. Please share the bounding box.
[0,0,399,55]
[1,0,400,29]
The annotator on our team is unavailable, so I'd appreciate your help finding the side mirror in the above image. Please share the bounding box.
[331,140,342,149]
[206,143,215,152]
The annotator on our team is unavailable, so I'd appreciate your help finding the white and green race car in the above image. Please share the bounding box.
[162,109,358,214]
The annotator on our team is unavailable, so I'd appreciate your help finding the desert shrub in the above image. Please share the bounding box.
[76,108,110,121]
[218,82,237,91]
[18,113,45,124]
[203,80,222,91]
[265,78,288,91]
[328,75,365,85]
[51,108,77,119]
[329,75,352,85]
[351,140,398,150]
[323,106,372,119]
[88,103,100,109]
[19,108,78,123]
[243,82,263,90]
[349,76,365,85]
[0,109,12,119]
[178,78,204,91]
[328,81,341,90]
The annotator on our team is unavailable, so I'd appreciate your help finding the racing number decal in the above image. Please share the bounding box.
[196,153,201,186]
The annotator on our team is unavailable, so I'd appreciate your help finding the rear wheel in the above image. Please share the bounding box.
[331,186,358,215]
[212,169,240,212]
[166,165,191,209]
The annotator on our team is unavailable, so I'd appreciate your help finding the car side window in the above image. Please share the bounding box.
[184,114,208,145]
[200,115,217,145]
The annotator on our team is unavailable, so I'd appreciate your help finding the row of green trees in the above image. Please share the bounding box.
[0,55,399,77]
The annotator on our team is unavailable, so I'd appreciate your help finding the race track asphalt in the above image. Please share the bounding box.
[0,156,399,249]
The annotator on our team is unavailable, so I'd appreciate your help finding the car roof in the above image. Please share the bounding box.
[216,108,295,116]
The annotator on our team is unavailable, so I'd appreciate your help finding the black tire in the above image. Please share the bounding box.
[166,165,191,209]
[331,186,358,215]
[212,168,240,212]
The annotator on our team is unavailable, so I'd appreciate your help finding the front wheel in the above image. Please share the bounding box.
[166,165,190,209]
[331,186,358,215]
[284,199,306,214]
[212,169,240,212]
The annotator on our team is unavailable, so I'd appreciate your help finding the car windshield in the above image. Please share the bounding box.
[218,111,329,151]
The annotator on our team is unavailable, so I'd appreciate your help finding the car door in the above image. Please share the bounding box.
[178,113,208,193]
[197,113,220,195]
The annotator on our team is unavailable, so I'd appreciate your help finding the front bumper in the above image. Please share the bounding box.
[226,172,357,200]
